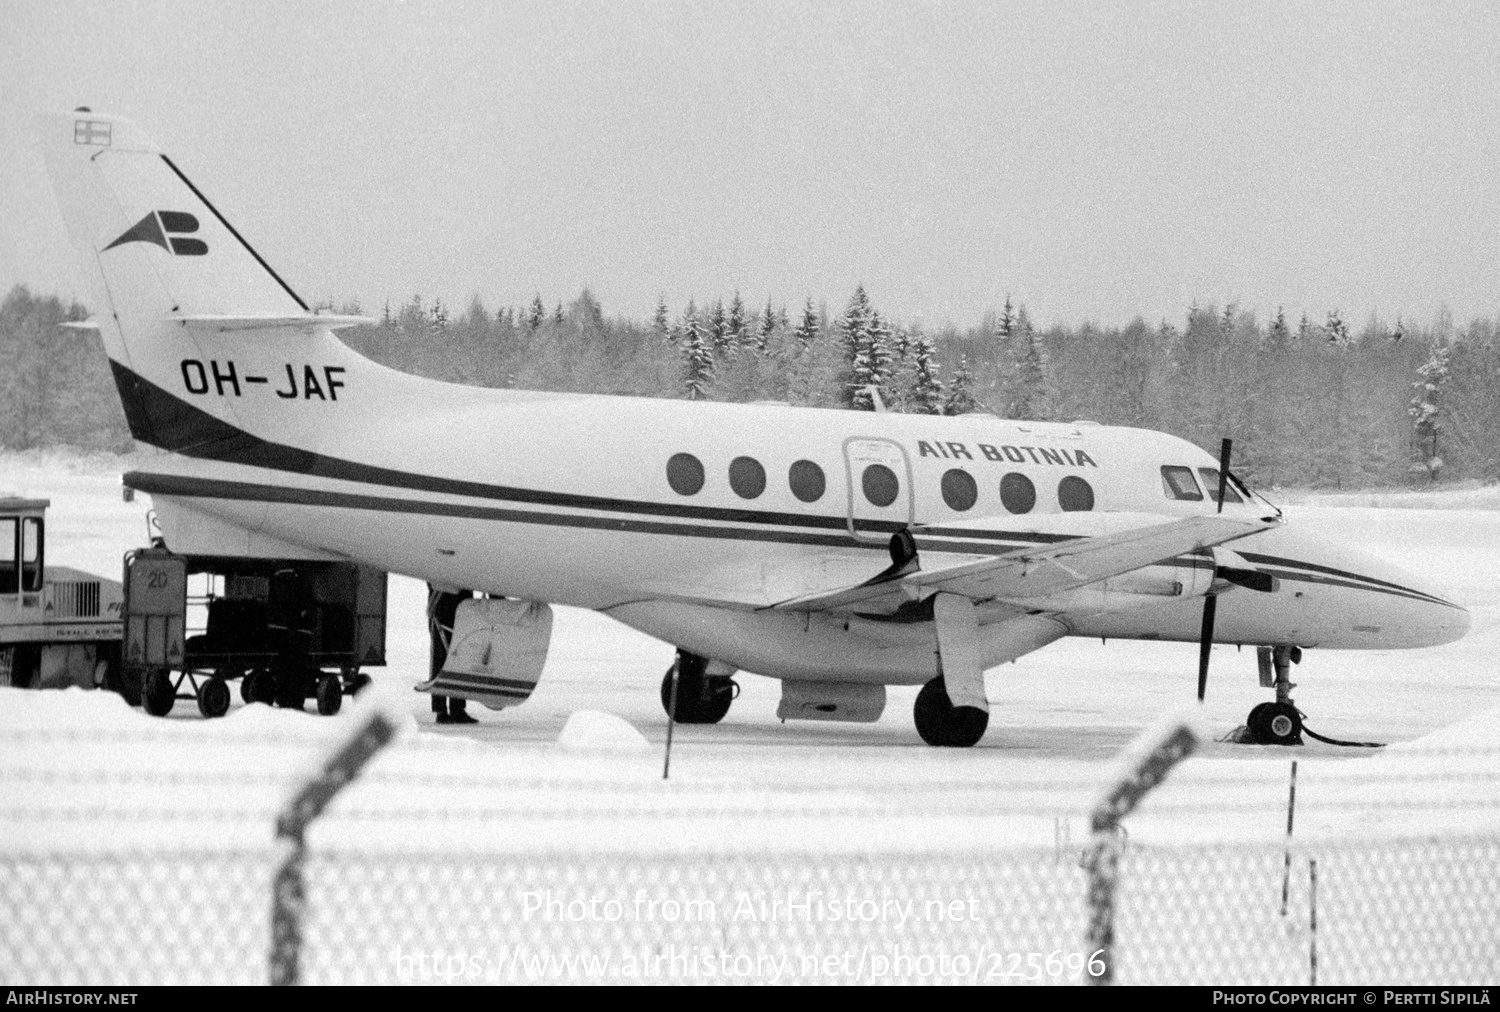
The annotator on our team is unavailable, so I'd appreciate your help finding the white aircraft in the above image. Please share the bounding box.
[36,111,1470,746]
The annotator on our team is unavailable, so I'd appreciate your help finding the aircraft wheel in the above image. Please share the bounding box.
[315,673,343,716]
[913,677,988,747]
[143,670,176,717]
[1247,701,1303,745]
[197,677,231,719]
[659,660,735,724]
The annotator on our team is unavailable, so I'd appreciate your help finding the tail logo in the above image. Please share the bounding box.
[104,211,208,257]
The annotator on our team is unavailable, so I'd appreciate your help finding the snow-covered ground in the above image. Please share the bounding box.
[2,451,1497,984]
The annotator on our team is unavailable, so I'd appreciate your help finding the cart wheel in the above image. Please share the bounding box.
[197,677,231,719]
[143,670,176,717]
[316,673,343,716]
[347,672,373,696]
[109,664,143,706]
[272,661,309,710]
[241,668,270,705]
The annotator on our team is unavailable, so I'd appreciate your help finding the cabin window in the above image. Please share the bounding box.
[728,456,766,499]
[941,468,978,511]
[1000,472,1036,514]
[666,453,705,496]
[1161,465,1204,501]
[21,517,41,592]
[0,517,16,594]
[1058,475,1095,512]
[788,460,826,503]
[1197,467,1244,504]
[862,464,900,508]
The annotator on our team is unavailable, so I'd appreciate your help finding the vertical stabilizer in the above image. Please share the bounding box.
[35,109,307,384]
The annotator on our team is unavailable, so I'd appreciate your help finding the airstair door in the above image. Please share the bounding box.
[842,437,914,544]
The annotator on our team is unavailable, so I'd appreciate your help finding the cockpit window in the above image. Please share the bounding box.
[1198,468,1244,504]
[1161,465,1203,501]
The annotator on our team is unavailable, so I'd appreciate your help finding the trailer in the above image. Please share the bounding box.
[0,496,124,690]
[121,547,388,717]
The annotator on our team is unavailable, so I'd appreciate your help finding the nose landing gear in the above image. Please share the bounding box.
[1239,645,1304,745]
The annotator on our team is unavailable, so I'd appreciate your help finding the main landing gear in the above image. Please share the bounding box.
[913,677,989,748]
[1240,645,1304,746]
[912,592,991,748]
[659,650,738,725]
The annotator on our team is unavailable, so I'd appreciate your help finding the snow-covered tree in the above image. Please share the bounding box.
[528,295,545,331]
[840,285,875,408]
[756,296,777,353]
[867,310,894,396]
[1010,320,1052,420]
[707,299,729,357]
[1267,306,1290,352]
[944,355,979,415]
[908,333,945,414]
[793,299,820,350]
[728,291,747,349]
[1325,309,1349,345]
[681,301,713,400]
[999,294,1015,341]
[1408,340,1451,481]
[653,295,670,342]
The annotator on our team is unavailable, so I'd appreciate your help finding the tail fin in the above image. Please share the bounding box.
[36,110,308,376]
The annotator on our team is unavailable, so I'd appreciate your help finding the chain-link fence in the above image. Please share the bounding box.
[2,715,1498,985]
[3,840,1497,985]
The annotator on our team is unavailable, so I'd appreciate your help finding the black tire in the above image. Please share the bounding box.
[272,660,308,710]
[316,673,343,716]
[112,665,144,707]
[913,677,989,747]
[1246,702,1274,733]
[197,677,231,719]
[347,672,373,696]
[241,668,274,705]
[1248,701,1303,745]
[659,658,735,724]
[143,670,176,717]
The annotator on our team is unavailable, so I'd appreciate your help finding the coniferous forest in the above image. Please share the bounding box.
[3,281,1498,491]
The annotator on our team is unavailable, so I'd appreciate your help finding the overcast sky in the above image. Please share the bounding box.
[2,0,1497,331]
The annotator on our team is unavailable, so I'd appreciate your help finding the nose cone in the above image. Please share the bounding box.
[1354,550,1470,648]
[1239,526,1471,650]
[1403,590,1471,647]
[1336,548,1470,649]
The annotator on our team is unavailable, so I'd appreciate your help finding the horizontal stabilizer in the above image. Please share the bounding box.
[168,313,375,333]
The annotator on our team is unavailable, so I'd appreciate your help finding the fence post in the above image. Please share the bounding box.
[269,709,399,985]
[1085,718,1200,986]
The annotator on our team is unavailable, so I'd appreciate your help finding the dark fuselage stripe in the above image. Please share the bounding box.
[128,472,875,550]
[130,472,1455,609]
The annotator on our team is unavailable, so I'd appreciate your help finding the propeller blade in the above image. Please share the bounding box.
[1215,437,1233,514]
[1197,592,1217,701]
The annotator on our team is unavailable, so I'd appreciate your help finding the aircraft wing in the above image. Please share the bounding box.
[768,514,1277,614]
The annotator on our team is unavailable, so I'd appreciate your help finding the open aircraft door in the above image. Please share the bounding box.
[842,437,914,544]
